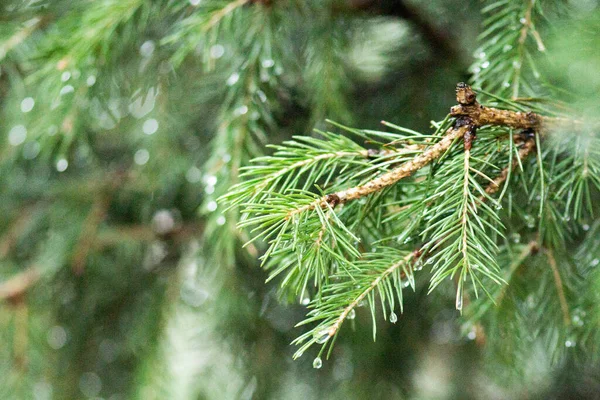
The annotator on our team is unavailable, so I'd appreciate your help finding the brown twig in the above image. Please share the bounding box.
[0,267,41,302]
[286,83,566,220]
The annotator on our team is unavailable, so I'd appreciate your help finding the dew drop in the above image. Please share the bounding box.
[186,167,202,183]
[402,280,410,288]
[56,158,68,172]
[301,297,310,306]
[216,215,226,226]
[389,312,398,324]
[47,326,67,349]
[510,233,521,243]
[234,105,249,116]
[565,339,576,348]
[59,85,74,96]
[86,75,97,87]
[227,73,240,86]
[189,0,201,4]
[347,309,356,320]
[315,331,329,344]
[134,149,150,165]
[467,329,476,340]
[583,224,590,231]
[503,44,513,52]
[481,61,490,69]
[21,97,35,113]
[210,44,225,59]
[205,185,215,194]
[143,118,158,135]
[456,294,463,310]
[520,17,527,24]
[140,40,155,57]
[206,200,218,212]
[205,175,218,186]
[61,71,71,82]
[262,59,275,68]
[8,125,27,146]
[591,258,599,267]
[313,357,322,369]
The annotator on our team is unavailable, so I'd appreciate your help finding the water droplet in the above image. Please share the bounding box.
[503,44,513,52]
[389,312,398,324]
[227,73,240,86]
[565,339,576,348]
[222,153,231,162]
[347,309,356,320]
[140,40,155,57]
[186,166,202,183]
[206,200,218,212]
[315,331,329,344]
[79,372,102,397]
[402,280,410,288]
[524,215,535,228]
[502,81,510,88]
[59,85,74,96]
[189,0,201,4]
[456,294,463,310]
[56,158,68,172]
[204,175,217,186]
[520,17,527,24]
[216,215,226,226]
[205,185,215,194]
[143,118,158,135]
[591,258,599,267]
[494,203,503,210]
[262,59,275,68]
[61,71,71,82]
[477,51,486,59]
[152,209,178,235]
[8,125,27,146]
[257,90,267,103]
[86,75,96,87]
[210,44,225,59]
[21,97,35,113]
[234,105,249,116]
[301,297,310,306]
[403,236,412,244]
[313,357,322,369]
[510,233,521,243]
[481,61,490,69]
[414,261,423,271]
[134,149,150,165]
[47,326,67,349]
[467,329,476,340]
[23,141,41,159]
[582,224,590,231]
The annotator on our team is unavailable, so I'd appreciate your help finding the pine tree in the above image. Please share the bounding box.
[1,0,599,399]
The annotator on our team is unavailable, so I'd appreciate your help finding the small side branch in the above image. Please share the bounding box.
[545,248,571,326]
[327,252,415,338]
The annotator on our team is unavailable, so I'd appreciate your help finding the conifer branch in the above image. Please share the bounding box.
[326,251,415,338]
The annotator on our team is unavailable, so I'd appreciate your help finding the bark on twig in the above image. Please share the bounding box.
[286,83,561,219]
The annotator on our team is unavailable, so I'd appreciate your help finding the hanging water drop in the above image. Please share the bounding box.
[315,331,329,344]
[456,294,463,311]
[389,312,398,324]
[313,357,322,369]
[347,309,356,320]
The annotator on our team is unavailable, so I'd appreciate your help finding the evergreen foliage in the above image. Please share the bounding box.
[1,0,599,398]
